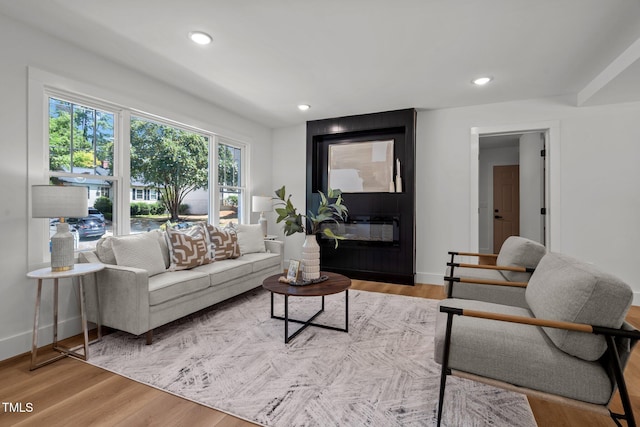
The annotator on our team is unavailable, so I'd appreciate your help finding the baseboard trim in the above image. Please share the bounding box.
[416,272,443,287]
[0,315,82,362]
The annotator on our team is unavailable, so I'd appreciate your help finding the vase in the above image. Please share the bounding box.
[301,234,320,280]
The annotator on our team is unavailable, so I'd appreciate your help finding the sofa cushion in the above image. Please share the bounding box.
[148,270,210,306]
[110,232,167,277]
[526,252,633,361]
[165,224,213,271]
[235,223,266,254]
[434,298,614,405]
[496,236,546,282]
[238,252,282,273]
[193,258,254,287]
[205,225,240,260]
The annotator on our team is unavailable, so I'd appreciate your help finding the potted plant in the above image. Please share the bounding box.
[274,186,349,280]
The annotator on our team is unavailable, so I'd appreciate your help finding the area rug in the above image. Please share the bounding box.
[85,288,537,426]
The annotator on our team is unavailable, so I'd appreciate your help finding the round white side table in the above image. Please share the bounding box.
[27,263,105,370]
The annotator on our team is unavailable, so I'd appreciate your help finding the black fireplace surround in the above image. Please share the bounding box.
[306,109,416,285]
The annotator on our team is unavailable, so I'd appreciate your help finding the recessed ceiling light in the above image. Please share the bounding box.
[189,31,212,45]
[472,76,493,86]
[298,104,311,111]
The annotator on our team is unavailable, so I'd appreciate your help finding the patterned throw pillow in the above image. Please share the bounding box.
[205,224,240,260]
[165,224,213,270]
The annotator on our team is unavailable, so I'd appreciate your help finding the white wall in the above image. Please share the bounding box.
[0,14,273,361]
[272,97,640,304]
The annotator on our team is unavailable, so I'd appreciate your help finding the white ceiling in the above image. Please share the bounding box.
[2,0,640,128]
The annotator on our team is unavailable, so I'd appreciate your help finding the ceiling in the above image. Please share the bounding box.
[2,0,640,128]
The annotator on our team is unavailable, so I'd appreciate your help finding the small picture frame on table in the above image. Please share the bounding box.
[287,260,300,282]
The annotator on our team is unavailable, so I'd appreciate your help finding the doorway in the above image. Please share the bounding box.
[470,121,559,255]
[493,164,520,253]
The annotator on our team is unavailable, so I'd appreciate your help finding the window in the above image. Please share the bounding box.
[130,116,210,231]
[217,140,245,226]
[47,96,117,251]
[31,70,251,265]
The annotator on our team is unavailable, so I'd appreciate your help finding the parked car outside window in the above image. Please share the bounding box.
[88,207,105,222]
[66,217,106,239]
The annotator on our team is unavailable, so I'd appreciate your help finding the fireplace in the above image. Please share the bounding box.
[307,109,416,285]
[321,216,400,246]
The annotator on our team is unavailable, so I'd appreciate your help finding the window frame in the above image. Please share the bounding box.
[28,68,251,267]
[214,136,248,226]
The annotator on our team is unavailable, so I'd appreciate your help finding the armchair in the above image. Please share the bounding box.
[445,236,546,308]
[435,252,638,426]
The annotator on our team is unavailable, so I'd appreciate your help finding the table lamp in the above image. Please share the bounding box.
[32,185,88,271]
[252,195,272,237]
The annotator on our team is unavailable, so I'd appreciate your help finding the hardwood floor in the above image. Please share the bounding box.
[1,281,638,426]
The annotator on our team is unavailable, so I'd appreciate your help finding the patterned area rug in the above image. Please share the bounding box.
[85,288,537,426]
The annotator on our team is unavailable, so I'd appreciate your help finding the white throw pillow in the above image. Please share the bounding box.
[111,233,167,277]
[235,224,266,255]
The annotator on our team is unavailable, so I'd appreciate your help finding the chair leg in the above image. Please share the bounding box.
[437,312,455,426]
[146,330,153,345]
[605,335,636,427]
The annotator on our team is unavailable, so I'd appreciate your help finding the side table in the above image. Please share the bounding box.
[27,262,105,370]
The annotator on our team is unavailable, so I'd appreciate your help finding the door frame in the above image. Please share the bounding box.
[469,121,561,253]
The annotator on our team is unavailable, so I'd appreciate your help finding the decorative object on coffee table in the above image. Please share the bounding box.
[273,185,348,279]
[32,185,88,271]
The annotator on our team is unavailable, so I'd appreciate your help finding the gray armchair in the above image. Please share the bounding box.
[435,252,639,426]
[445,236,546,308]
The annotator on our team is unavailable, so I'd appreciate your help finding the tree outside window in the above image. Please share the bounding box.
[130,117,209,221]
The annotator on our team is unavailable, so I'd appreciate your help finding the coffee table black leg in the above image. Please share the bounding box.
[284,295,289,343]
[345,289,349,333]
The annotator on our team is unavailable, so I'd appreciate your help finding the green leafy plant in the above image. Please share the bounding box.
[274,185,349,248]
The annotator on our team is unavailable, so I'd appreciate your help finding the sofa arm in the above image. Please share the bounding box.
[265,240,283,254]
[265,240,284,272]
[80,252,151,336]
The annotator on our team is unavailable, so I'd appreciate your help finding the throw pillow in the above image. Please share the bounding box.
[205,224,240,260]
[165,224,213,270]
[95,236,117,265]
[235,223,266,255]
[111,233,167,277]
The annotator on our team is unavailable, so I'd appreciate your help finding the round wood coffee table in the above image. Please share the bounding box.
[262,271,351,343]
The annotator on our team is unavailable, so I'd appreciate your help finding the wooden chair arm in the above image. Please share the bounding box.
[444,276,528,288]
[439,306,640,339]
[448,251,498,258]
[448,262,534,274]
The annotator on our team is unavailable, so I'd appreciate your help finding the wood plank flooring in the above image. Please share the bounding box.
[0,281,638,426]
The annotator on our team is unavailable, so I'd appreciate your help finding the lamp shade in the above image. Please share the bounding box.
[252,196,272,213]
[32,185,88,218]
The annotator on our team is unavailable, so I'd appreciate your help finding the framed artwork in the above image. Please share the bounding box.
[287,259,300,282]
[328,139,394,192]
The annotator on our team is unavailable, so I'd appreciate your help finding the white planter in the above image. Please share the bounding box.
[301,234,320,280]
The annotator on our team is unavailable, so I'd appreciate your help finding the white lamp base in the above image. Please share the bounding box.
[51,223,75,271]
[258,213,268,237]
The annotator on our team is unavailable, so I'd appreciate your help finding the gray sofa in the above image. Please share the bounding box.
[79,227,283,344]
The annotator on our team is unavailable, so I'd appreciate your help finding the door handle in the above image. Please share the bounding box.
[494,215,503,219]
